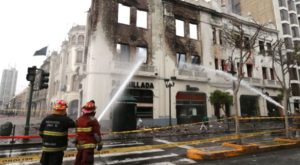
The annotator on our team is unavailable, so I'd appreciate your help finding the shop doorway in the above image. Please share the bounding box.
[111,88,153,131]
[240,95,260,117]
[112,101,137,132]
[266,96,281,116]
[176,92,207,124]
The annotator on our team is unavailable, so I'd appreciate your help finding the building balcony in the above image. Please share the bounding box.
[175,68,208,82]
[243,77,262,86]
[111,61,157,77]
[291,80,300,84]
[263,79,282,88]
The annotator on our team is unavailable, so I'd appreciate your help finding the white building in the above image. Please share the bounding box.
[82,0,283,130]
[221,0,300,113]
[48,25,86,119]
[0,68,18,110]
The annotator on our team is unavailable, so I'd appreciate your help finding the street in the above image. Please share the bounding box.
[1,131,300,165]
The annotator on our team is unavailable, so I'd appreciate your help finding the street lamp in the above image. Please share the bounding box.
[164,76,176,126]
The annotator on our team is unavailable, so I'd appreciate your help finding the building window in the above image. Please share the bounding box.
[244,37,250,50]
[219,30,223,45]
[136,10,147,29]
[78,35,84,44]
[176,53,186,68]
[212,27,217,45]
[270,68,275,80]
[292,26,300,37]
[189,23,198,39]
[282,23,291,35]
[215,58,219,70]
[297,4,300,14]
[284,38,293,49]
[118,4,130,25]
[76,51,83,63]
[246,64,253,77]
[259,41,265,55]
[136,47,148,64]
[175,19,184,37]
[191,55,201,65]
[262,67,268,79]
[279,0,286,7]
[280,10,289,21]
[234,34,241,48]
[232,0,241,14]
[266,42,273,56]
[71,35,76,44]
[221,59,226,71]
[116,43,130,62]
[290,13,298,24]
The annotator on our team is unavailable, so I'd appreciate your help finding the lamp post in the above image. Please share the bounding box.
[164,77,176,126]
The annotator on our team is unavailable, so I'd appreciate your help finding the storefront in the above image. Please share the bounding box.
[111,80,154,131]
[176,92,207,124]
[240,95,260,117]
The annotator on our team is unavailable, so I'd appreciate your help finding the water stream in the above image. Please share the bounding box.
[97,58,144,122]
[183,64,284,109]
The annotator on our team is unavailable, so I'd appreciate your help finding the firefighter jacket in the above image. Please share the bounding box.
[76,115,102,149]
[39,114,75,152]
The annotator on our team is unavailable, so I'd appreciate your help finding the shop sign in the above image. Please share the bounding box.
[128,81,154,89]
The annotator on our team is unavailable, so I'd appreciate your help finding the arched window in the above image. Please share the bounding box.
[78,35,84,44]
[71,35,76,44]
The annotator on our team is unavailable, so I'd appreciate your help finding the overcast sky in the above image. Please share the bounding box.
[0,0,90,95]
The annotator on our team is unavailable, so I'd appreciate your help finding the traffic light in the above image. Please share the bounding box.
[26,66,37,82]
[39,70,50,89]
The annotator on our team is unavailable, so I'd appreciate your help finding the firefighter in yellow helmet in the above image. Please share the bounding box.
[39,100,75,165]
[75,100,102,165]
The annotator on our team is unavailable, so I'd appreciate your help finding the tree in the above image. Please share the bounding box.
[222,21,266,136]
[210,90,233,117]
[271,40,300,137]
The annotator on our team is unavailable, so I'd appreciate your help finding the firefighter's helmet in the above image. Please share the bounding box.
[53,100,68,111]
[82,101,96,114]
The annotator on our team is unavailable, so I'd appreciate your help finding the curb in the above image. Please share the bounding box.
[187,138,300,161]
[273,137,300,144]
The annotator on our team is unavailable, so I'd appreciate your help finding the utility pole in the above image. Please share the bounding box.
[24,66,37,135]
[24,81,34,135]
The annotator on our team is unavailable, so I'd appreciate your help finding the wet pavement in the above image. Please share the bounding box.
[200,147,300,165]
[0,115,296,164]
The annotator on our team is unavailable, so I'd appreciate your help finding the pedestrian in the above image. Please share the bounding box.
[137,117,143,129]
[200,116,208,132]
[74,100,103,165]
[39,100,75,165]
[293,108,300,138]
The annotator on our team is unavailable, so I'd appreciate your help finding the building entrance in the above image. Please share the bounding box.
[176,92,207,124]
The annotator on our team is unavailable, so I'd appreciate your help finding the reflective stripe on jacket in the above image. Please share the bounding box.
[39,114,75,152]
[76,127,92,133]
[42,131,67,136]
[76,115,102,149]
[42,146,66,152]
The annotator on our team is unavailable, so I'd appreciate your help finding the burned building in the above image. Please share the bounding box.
[82,0,282,130]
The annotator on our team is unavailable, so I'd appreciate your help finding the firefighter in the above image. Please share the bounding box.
[75,100,102,165]
[39,100,75,165]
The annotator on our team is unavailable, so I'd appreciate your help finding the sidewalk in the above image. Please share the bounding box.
[187,132,300,161]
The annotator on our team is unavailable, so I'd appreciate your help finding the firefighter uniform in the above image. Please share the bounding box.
[39,100,75,165]
[75,101,102,165]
